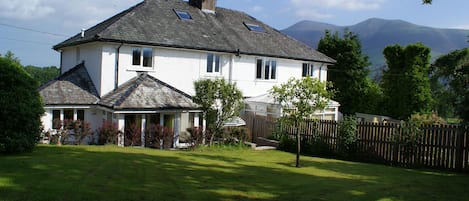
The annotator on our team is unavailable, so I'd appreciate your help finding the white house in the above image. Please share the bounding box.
[39,0,338,147]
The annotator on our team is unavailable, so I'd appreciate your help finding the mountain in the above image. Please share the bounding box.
[282,18,469,78]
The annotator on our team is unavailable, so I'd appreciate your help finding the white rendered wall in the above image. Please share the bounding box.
[60,47,77,73]
[101,45,117,96]
[62,42,329,98]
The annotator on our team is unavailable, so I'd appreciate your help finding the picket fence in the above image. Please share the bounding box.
[242,114,469,172]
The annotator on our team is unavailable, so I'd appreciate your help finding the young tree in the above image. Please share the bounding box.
[193,79,243,145]
[271,77,334,167]
[432,48,469,122]
[0,52,44,153]
[381,43,434,120]
[318,30,382,115]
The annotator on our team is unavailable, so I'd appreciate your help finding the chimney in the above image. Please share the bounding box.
[189,0,217,13]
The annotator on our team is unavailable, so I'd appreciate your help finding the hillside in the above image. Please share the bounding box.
[282,18,469,78]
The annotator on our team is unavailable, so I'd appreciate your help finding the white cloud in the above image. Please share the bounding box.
[0,0,55,20]
[289,0,385,20]
[250,5,264,12]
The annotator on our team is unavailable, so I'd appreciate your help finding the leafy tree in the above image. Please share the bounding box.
[271,77,333,167]
[23,65,60,85]
[381,43,434,120]
[0,52,44,154]
[431,48,469,122]
[193,79,243,145]
[317,30,382,115]
[423,0,432,4]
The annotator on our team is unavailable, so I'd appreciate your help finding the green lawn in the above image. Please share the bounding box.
[1,145,468,201]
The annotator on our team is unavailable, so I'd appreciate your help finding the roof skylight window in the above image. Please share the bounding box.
[244,22,266,33]
[174,10,192,20]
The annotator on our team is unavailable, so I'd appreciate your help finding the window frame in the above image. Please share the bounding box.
[302,63,315,77]
[174,10,192,20]
[131,47,154,69]
[51,109,86,130]
[206,53,221,74]
[243,22,266,33]
[256,59,277,80]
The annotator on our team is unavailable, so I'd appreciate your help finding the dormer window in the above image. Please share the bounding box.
[174,10,192,20]
[244,22,266,33]
[132,47,153,68]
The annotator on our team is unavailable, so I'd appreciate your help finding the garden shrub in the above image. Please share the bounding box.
[392,119,422,164]
[0,55,44,153]
[72,120,93,145]
[125,124,141,146]
[145,124,173,149]
[222,127,250,144]
[337,116,358,156]
[97,121,121,145]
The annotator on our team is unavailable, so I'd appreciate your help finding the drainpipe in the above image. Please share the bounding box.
[115,43,124,90]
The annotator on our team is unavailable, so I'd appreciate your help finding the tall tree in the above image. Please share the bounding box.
[193,79,243,145]
[318,30,382,115]
[432,48,469,122]
[271,77,333,167]
[381,43,434,120]
[0,52,44,153]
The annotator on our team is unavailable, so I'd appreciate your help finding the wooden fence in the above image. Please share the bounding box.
[242,114,469,173]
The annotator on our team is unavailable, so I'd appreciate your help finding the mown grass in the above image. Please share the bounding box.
[1,145,468,201]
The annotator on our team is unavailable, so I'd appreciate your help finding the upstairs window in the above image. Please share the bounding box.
[244,22,266,33]
[207,53,221,74]
[174,10,192,20]
[302,63,314,77]
[256,59,277,80]
[132,47,153,68]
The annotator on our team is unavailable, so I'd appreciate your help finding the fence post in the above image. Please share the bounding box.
[454,125,464,172]
[392,123,400,166]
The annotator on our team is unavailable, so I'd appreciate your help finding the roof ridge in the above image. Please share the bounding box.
[53,1,145,50]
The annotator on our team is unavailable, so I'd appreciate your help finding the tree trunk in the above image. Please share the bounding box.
[296,122,301,168]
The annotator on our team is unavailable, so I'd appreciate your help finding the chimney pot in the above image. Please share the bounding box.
[81,29,85,38]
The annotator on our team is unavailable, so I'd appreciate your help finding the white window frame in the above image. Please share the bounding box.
[206,53,221,74]
[51,109,85,130]
[131,47,154,69]
[256,58,277,80]
[302,63,314,77]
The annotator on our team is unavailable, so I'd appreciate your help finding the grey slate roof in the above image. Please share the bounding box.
[100,73,199,110]
[39,63,100,105]
[54,0,335,64]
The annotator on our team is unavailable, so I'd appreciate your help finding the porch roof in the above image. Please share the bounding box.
[100,73,199,110]
[39,63,100,105]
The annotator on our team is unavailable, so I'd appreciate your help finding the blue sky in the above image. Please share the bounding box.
[1,0,469,67]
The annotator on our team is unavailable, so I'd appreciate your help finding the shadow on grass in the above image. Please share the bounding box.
[0,146,468,201]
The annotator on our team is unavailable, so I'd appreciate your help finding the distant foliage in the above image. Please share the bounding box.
[23,65,60,85]
[410,113,446,125]
[0,52,44,154]
[381,43,434,120]
[318,30,382,115]
[431,48,469,122]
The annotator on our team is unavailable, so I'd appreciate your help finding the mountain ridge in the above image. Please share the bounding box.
[281,18,469,78]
